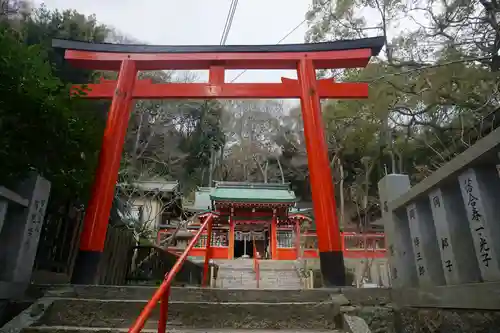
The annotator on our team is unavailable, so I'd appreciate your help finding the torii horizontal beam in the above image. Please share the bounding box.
[53,37,385,71]
[75,78,368,99]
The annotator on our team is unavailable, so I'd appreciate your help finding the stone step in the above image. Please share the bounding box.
[34,299,339,330]
[217,278,258,289]
[214,259,301,289]
[258,260,298,271]
[22,327,342,332]
[216,267,258,289]
[214,259,254,269]
[40,285,343,303]
[258,268,302,290]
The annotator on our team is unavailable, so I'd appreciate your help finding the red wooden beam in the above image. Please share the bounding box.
[73,78,368,99]
[211,211,275,218]
[64,48,373,71]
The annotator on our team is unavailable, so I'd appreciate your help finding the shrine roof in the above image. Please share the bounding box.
[211,182,296,204]
[52,37,385,56]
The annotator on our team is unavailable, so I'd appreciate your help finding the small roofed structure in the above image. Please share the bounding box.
[118,179,183,228]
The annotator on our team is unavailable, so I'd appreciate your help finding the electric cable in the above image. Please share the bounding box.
[230,18,307,82]
[230,0,329,82]
[220,0,235,44]
[220,0,239,45]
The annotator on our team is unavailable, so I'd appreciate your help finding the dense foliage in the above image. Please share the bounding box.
[0,3,226,204]
[0,17,104,199]
[302,0,500,226]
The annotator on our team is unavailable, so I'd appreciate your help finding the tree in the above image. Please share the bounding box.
[22,5,109,84]
[298,0,500,240]
[0,24,103,200]
[220,100,287,184]
[0,3,119,210]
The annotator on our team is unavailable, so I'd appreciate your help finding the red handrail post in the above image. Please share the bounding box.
[252,238,260,288]
[157,285,170,333]
[255,260,260,288]
[202,217,213,287]
[128,214,213,333]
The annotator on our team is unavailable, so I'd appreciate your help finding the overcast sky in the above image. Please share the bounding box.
[34,0,313,83]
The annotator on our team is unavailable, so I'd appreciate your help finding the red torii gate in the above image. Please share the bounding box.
[53,37,384,286]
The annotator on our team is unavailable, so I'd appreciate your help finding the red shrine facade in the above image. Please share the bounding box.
[157,182,386,260]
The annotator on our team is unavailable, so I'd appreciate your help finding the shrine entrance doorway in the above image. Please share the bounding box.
[233,227,267,259]
[234,238,253,259]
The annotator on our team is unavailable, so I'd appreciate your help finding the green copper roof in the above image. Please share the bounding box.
[210,182,296,203]
[289,207,313,214]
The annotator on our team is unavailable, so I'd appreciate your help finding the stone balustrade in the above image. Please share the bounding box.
[379,126,500,289]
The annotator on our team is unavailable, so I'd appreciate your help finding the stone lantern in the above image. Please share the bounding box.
[174,229,195,250]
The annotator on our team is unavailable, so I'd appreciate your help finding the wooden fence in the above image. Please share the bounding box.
[31,202,85,284]
[127,245,217,286]
[96,224,136,285]
[32,200,135,285]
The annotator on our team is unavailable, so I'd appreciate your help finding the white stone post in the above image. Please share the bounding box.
[0,174,51,299]
[406,201,445,286]
[428,185,481,285]
[378,174,417,288]
[458,167,500,281]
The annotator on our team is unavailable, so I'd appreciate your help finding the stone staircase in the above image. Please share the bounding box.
[214,259,257,289]
[259,260,302,289]
[1,285,354,332]
[214,259,302,289]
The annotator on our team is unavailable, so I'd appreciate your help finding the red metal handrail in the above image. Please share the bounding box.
[128,214,214,333]
[252,237,260,288]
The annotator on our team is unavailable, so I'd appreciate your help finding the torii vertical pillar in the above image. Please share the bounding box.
[72,60,137,284]
[298,59,345,286]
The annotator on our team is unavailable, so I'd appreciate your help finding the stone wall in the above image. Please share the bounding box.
[298,257,390,287]
[339,284,500,333]
[396,308,500,333]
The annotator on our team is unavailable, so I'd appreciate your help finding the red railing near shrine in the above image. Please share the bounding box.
[342,232,386,258]
[301,232,386,259]
[128,214,214,333]
[157,228,386,260]
[252,237,260,288]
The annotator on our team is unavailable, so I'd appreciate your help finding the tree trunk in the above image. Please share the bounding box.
[264,160,268,183]
[253,155,267,183]
[276,156,285,183]
[339,159,345,227]
[208,147,214,187]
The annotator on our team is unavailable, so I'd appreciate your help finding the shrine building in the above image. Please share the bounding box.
[157,182,386,261]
